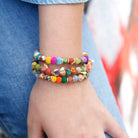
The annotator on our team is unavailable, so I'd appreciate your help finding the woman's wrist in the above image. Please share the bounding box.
[38,3,84,57]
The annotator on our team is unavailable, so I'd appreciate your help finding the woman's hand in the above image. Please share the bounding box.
[27,79,128,138]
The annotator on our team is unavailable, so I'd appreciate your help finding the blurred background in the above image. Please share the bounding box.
[85,0,138,137]
[0,0,138,137]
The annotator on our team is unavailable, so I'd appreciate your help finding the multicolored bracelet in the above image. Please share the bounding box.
[32,59,93,76]
[32,70,90,83]
[32,49,94,84]
[33,49,89,65]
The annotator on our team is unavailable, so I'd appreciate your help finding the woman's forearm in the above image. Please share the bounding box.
[38,3,84,57]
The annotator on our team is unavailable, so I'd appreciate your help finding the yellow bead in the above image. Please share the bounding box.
[51,76,57,82]
[32,62,37,69]
[45,57,51,64]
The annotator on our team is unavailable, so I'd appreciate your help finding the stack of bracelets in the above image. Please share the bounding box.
[32,49,94,84]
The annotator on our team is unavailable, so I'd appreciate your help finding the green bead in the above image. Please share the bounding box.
[62,76,67,83]
[75,58,81,64]
[35,64,42,71]
[63,58,69,64]
[66,69,72,76]
[81,66,86,72]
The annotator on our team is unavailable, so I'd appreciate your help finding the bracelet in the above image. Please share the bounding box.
[32,49,94,84]
[33,49,89,65]
[32,70,90,83]
[32,59,93,76]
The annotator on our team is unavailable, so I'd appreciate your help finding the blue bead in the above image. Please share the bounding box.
[73,75,79,82]
[56,57,63,65]
[36,54,42,60]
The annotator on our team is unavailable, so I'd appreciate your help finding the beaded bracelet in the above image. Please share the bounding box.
[32,49,94,83]
[32,70,90,83]
[32,60,93,77]
[33,49,89,65]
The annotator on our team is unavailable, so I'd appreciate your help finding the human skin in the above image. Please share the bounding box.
[27,3,128,138]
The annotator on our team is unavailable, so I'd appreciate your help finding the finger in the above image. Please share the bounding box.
[104,112,128,138]
[27,121,44,138]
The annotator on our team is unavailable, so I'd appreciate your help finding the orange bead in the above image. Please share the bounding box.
[56,76,62,83]
[71,67,77,75]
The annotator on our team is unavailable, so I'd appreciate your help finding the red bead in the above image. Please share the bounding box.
[69,58,74,64]
[45,68,52,75]
[67,76,73,83]
[40,66,46,73]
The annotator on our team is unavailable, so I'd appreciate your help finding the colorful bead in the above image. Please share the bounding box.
[79,57,83,64]
[36,54,42,61]
[81,66,86,72]
[59,67,66,76]
[84,56,89,63]
[32,62,37,69]
[86,66,91,72]
[45,68,52,75]
[73,75,79,82]
[45,57,51,64]
[52,69,60,76]
[76,67,82,74]
[83,52,89,57]
[56,76,62,83]
[81,56,87,63]
[40,56,46,62]
[89,61,93,69]
[75,58,81,64]
[40,66,47,73]
[57,57,63,65]
[62,76,67,83]
[51,57,57,64]
[67,76,73,83]
[78,74,84,81]
[35,64,41,71]
[63,58,69,64]
[81,72,88,79]
[44,63,48,68]
[39,73,45,80]
[45,75,51,81]
[51,76,57,82]
[34,51,40,58]
[69,58,75,64]
[71,67,77,75]
[66,69,72,76]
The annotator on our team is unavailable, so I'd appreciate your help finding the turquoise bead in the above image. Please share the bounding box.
[66,69,72,76]
[36,54,42,60]
[57,57,63,65]
[73,75,79,82]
